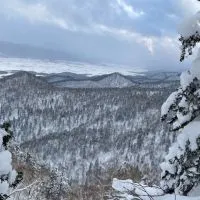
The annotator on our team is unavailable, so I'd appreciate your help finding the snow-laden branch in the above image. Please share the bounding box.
[8,180,39,197]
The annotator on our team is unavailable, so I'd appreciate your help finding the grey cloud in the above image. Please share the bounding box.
[0,0,194,70]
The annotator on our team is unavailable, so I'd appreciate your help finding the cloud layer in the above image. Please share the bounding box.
[0,0,199,70]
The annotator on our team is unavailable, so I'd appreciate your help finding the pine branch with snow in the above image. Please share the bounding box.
[161,74,200,131]
[161,122,200,195]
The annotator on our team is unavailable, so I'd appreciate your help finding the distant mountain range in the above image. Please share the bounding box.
[0,41,181,88]
[45,71,180,88]
[0,70,180,88]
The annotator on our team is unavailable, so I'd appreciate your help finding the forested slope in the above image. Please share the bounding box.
[0,72,176,186]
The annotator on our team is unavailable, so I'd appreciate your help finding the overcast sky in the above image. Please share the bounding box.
[0,0,200,70]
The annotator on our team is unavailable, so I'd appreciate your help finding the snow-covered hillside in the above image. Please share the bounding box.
[95,73,134,88]
[0,72,177,187]
[53,73,135,88]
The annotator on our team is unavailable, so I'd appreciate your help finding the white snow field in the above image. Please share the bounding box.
[0,57,146,76]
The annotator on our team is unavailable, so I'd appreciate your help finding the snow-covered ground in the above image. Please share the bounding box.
[0,57,146,76]
[112,179,200,200]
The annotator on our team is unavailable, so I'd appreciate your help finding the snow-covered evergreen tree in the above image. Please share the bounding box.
[41,169,69,200]
[161,2,200,195]
[0,123,22,199]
